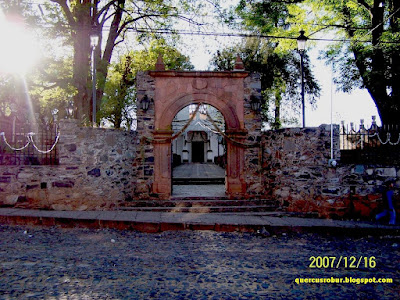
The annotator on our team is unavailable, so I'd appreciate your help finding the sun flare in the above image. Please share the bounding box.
[0,10,40,75]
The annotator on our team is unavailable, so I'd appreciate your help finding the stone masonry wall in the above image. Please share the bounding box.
[243,73,264,197]
[1,71,399,218]
[133,71,156,199]
[0,120,137,210]
[261,125,400,219]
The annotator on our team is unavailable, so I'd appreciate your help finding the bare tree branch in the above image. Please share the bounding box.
[50,0,76,29]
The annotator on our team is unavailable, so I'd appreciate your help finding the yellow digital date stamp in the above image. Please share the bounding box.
[309,256,376,269]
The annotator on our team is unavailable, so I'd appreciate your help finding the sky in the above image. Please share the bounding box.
[173,0,382,129]
[0,1,381,129]
[178,36,381,129]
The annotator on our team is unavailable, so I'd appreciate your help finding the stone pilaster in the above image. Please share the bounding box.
[133,71,156,199]
[243,73,264,197]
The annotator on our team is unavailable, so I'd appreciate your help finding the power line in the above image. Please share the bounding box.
[131,28,400,45]
[6,1,400,45]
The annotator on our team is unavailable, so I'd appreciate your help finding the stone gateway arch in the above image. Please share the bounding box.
[135,57,262,199]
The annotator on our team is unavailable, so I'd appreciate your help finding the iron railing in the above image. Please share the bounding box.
[340,118,400,165]
[0,116,59,165]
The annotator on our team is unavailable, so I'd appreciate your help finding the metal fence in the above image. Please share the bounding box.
[0,117,59,165]
[340,119,400,165]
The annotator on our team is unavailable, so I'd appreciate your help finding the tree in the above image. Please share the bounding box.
[307,0,400,125]
[99,39,194,129]
[99,56,135,129]
[210,38,320,128]
[217,1,320,128]
[44,0,204,123]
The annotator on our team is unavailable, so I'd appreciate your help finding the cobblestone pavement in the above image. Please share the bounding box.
[0,225,399,299]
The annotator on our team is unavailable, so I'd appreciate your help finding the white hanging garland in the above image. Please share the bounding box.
[367,132,400,146]
[349,131,400,148]
[0,125,60,154]
[28,131,61,154]
[0,132,30,151]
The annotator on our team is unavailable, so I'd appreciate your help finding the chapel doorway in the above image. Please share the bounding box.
[192,141,204,163]
[171,104,226,197]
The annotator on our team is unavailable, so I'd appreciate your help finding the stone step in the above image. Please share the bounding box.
[172,178,225,185]
[118,205,277,213]
[171,196,229,201]
[120,199,276,207]
[118,199,279,213]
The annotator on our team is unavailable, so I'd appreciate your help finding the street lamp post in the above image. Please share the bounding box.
[10,103,17,143]
[90,33,99,126]
[297,30,308,128]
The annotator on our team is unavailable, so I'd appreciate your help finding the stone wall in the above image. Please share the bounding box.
[0,120,137,210]
[133,72,156,199]
[1,71,399,218]
[261,125,400,219]
[243,73,264,197]
[1,119,399,218]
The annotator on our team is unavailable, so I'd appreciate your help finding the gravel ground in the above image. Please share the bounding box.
[0,225,399,299]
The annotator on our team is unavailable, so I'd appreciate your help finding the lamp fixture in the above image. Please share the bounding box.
[90,33,99,48]
[297,30,308,127]
[66,101,74,119]
[141,95,152,111]
[52,108,59,122]
[297,30,308,53]
[250,95,262,112]
[90,29,99,125]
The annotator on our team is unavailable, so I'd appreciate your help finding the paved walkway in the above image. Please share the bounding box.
[172,163,225,179]
[0,208,399,236]
[172,163,226,197]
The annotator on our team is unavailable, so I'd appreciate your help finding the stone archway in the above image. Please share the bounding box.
[135,57,262,199]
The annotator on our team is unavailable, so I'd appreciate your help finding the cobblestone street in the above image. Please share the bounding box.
[0,225,399,299]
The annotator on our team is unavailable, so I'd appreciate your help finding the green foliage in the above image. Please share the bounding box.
[31,0,208,121]
[306,0,400,124]
[211,38,319,128]
[214,0,320,128]
[99,39,194,129]
[129,39,195,73]
[0,74,21,117]
[29,56,76,118]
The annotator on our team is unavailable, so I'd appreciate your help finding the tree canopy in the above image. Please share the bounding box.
[211,37,320,128]
[214,0,320,128]
[37,0,206,122]
[99,39,194,129]
[1,0,399,127]
[305,0,400,125]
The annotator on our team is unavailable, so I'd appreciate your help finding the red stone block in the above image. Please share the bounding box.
[131,222,160,233]
[187,224,215,231]
[237,225,257,233]
[160,222,185,231]
[100,220,132,230]
[55,218,100,229]
[214,224,238,232]
[14,216,41,226]
[40,217,56,226]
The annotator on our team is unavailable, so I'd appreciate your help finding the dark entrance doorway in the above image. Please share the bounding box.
[192,141,204,163]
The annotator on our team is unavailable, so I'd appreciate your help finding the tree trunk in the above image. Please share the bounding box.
[345,1,400,125]
[71,0,92,121]
[73,30,91,121]
[273,91,281,129]
[95,0,125,121]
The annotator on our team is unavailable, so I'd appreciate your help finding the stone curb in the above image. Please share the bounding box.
[0,208,399,236]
